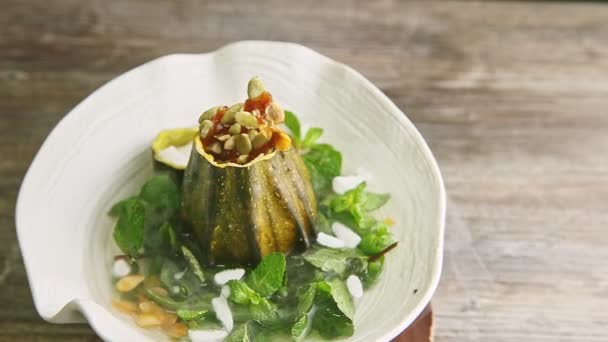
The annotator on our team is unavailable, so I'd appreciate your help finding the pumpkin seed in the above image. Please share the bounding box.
[199,106,219,123]
[199,120,213,138]
[216,134,231,142]
[237,154,249,164]
[235,111,259,128]
[265,102,285,123]
[136,313,163,328]
[247,129,259,140]
[208,142,222,154]
[236,134,252,155]
[111,299,138,314]
[247,76,265,99]
[252,133,268,149]
[228,123,242,135]
[224,136,236,150]
[116,275,145,292]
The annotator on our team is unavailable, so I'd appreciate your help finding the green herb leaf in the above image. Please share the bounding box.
[312,281,354,338]
[246,252,286,297]
[176,309,208,321]
[181,246,205,283]
[225,322,255,342]
[362,257,384,288]
[138,173,180,217]
[284,110,302,146]
[326,278,355,320]
[249,297,280,322]
[292,314,308,340]
[328,182,389,232]
[303,248,367,277]
[112,198,146,256]
[228,280,262,305]
[301,127,324,149]
[302,144,342,197]
[296,283,316,316]
[358,223,396,255]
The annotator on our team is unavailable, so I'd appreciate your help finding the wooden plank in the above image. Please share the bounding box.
[1,0,607,340]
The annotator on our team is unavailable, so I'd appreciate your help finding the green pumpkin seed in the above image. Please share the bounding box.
[247,76,265,99]
[236,134,252,155]
[220,103,242,125]
[247,129,259,140]
[216,134,231,142]
[237,154,249,164]
[208,142,222,154]
[252,133,268,150]
[199,120,214,138]
[265,102,285,123]
[199,106,219,123]
[224,136,236,150]
[235,111,259,129]
[228,123,242,135]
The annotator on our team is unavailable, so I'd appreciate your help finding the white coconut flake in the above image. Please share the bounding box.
[212,296,234,331]
[111,258,131,278]
[214,268,245,285]
[188,329,228,342]
[157,144,192,168]
[332,175,368,195]
[332,222,361,248]
[346,275,363,299]
[317,232,345,249]
[221,285,231,298]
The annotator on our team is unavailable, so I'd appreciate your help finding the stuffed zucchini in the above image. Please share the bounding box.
[181,77,317,266]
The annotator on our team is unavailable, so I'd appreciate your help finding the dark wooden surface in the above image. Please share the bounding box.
[2,1,608,341]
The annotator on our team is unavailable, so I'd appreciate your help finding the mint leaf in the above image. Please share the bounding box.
[292,314,308,340]
[297,284,316,316]
[228,280,261,305]
[138,173,180,217]
[301,127,323,149]
[284,110,302,146]
[181,246,205,283]
[112,198,146,256]
[176,309,207,321]
[246,253,286,297]
[226,322,255,342]
[303,144,342,197]
[326,278,355,320]
[303,248,367,277]
[249,297,280,322]
[312,281,354,338]
[358,223,395,255]
[328,182,389,232]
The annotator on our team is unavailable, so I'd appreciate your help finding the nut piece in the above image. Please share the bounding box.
[265,102,285,123]
[199,120,214,138]
[208,142,222,154]
[228,123,242,135]
[111,299,138,315]
[136,313,163,328]
[237,154,249,164]
[139,301,163,315]
[236,134,252,155]
[116,275,145,292]
[216,134,231,142]
[220,103,243,125]
[199,106,219,123]
[247,129,259,140]
[161,312,178,327]
[224,135,236,150]
[149,286,168,297]
[163,322,188,338]
[247,76,266,99]
[235,111,259,128]
[274,131,292,151]
[252,133,268,150]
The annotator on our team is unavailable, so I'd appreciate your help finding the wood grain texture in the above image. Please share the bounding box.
[1,0,607,341]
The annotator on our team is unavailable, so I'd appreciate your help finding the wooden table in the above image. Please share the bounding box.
[1,1,607,341]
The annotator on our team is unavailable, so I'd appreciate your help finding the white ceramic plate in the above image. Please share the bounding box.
[16,41,445,341]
